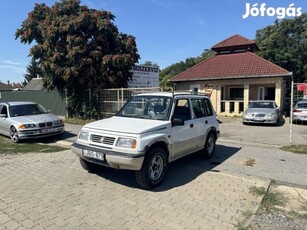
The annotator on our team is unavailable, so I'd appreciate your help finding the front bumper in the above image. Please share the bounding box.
[71,142,145,171]
[243,117,277,124]
[18,125,65,139]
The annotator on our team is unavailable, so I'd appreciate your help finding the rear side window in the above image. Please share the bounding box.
[204,99,214,116]
[191,99,206,118]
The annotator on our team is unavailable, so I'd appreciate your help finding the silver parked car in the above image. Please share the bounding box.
[0,101,65,143]
[243,100,281,125]
[293,100,307,123]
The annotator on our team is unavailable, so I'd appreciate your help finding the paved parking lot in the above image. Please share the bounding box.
[218,117,307,147]
[0,117,306,230]
[0,149,269,230]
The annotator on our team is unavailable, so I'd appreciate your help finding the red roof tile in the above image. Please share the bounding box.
[212,34,256,49]
[171,52,291,82]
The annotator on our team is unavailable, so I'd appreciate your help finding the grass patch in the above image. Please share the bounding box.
[261,189,287,211]
[250,182,288,212]
[0,135,68,155]
[280,145,307,155]
[249,186,266,196]
[64,117,96,125]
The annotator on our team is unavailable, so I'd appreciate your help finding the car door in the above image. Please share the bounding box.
[202,98,216,140]
[170,98,200,160]
[0,105,10,135]
[190,98,209,148]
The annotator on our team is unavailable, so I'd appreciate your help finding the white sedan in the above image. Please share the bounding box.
[243,100,281,125]
[0,101,64,143]
[293,100,307,123]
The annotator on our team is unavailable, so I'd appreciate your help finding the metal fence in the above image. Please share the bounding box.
[0,87,162,119]
[0,90,66,117]
[83,87,162,119]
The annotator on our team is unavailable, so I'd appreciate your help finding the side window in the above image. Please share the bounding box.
[0,105,7,116]
[203,99,214,116]
[191,99,206,118]
[173,99,191,121]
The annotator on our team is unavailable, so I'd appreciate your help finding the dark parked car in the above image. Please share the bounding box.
[0,101,64,142]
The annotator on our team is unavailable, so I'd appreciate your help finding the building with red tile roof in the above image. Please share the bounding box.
[171,34,291,115]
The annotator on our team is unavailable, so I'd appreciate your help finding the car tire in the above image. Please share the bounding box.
[10,126,20,143]
[79,158,101,173]
[202,132,216,159]
[135,147,168,189]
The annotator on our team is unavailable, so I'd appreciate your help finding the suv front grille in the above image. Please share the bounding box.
[90,134,115,145]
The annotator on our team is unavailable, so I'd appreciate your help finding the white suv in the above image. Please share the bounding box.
[72,92,220,189]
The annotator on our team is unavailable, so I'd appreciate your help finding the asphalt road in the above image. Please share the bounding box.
[61,117,307,188]
[62,116,307,147]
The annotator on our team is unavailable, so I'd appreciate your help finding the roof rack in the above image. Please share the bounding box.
[173,90,208,95]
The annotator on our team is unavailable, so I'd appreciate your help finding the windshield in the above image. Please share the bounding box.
[9,104,47,117]
[116,95,172,120]
[249,102,275,109]
[297,102,307,109]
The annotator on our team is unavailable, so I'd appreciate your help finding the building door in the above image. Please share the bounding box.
[258,87,265,100]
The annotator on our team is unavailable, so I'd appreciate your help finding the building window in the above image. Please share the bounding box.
[190,84,200,92]
[229,87,243,99]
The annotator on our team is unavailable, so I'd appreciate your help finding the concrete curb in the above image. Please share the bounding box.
[243,179,272,228]
[217,139,283,149]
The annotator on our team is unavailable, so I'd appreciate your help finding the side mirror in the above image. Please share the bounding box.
[172,118,184,126]
[0,114,7,118]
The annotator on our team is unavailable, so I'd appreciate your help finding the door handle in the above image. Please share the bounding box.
[190,124,194,128]
[205,120,208,124]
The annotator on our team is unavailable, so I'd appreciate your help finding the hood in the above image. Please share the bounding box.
[11,113,60,124]
[84,116,170,134]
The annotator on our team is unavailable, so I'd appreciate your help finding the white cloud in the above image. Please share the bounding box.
[2,60,22,65]
[148,0,182,8]
[0,65,25,74]
[0,60,26,75]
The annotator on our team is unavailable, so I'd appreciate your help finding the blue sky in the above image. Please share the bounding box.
[0,0,306,84]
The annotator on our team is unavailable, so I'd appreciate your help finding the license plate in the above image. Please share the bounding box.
[253,118,263,121]
[83,149,105,161]
[41,128,55,133]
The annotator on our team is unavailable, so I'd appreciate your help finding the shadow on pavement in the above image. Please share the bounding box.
[93,144,241,191]
[293,120,307,126]
[30,130,77,144]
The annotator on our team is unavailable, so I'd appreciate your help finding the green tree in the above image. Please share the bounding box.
[256,13,307,83]
[15,0,139,116]
[140,61,160,68]
[22,58,41,86]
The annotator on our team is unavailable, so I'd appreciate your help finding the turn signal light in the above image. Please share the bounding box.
[19,125,26,129]
[131,139,137,149]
